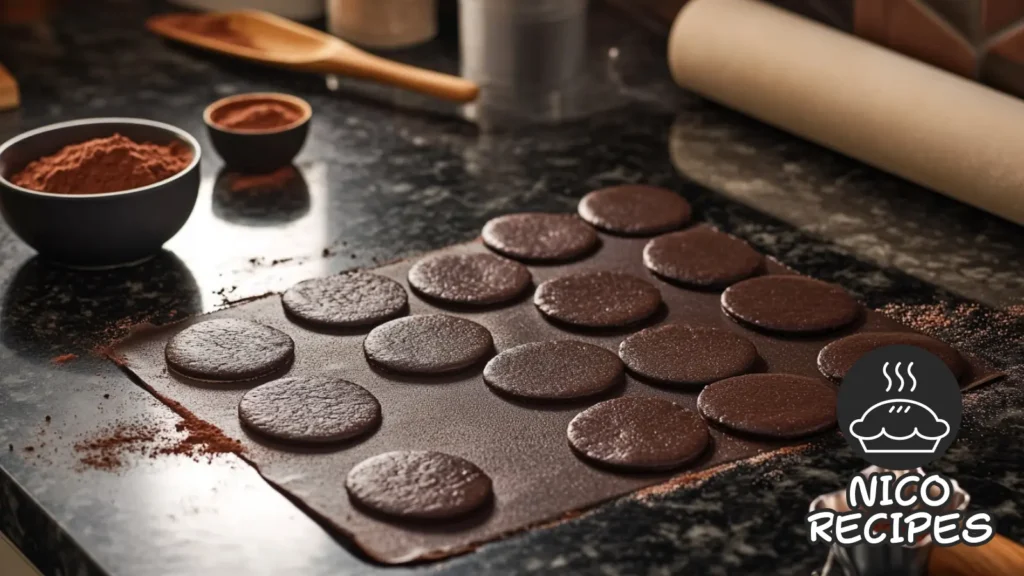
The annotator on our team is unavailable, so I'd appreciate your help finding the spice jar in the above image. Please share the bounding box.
[327,0,438,49]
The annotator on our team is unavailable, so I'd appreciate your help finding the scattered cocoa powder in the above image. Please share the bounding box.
[228,166,297,192]
[212,100,303,131]
[10,134,193,195]
[878,301,1024,345]
[73,374,242,471]
[879,302,956,333]
[74,422,158,471]
[94,345,127,367]
[51,353,77,365]
[74,408,242,472]
[153,396,243,459]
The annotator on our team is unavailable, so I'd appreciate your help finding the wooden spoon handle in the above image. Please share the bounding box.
[308,48,479,103]
[0,62,19,110]
[929,534,1024,576]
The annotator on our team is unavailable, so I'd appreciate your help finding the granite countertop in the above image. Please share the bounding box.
[1,2,1022,575]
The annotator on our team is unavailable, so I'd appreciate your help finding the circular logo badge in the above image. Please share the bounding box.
[837,345,962,469]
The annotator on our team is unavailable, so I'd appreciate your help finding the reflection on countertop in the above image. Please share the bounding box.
[669,108,1024,309]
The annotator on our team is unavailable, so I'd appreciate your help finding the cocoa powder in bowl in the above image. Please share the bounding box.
[209,96,306,132]
[203,93,311,172]
[8,133,193,195]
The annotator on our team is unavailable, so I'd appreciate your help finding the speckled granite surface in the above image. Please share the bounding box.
[0,2,1021,575]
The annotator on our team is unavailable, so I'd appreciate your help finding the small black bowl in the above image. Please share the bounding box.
[203,92,312,173]
[0,118,201,269]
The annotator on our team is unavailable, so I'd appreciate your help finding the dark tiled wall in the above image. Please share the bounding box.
[612,0,1024,98]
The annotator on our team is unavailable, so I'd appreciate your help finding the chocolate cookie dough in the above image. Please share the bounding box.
[407,253,532,306]
[483,340,623,400]
[697,373,837,439]
[239,375,381,444]
[346,451,493,520]
[534,271,662,328]
[577,185,691,236]
[818,332,966,382]
[619,324,758,386]
[282,272,407,329]
[721,276,860,333]
[482,213,599,262]
[165,318,294,381]
[643,225,764,288]
[363,314,493,374]
[567,397,709,471]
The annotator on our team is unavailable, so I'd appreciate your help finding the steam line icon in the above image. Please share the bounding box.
[848,361,950,454]
[883,361,916,392]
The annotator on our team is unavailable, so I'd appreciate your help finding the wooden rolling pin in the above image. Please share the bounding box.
[930,534,1024,576]
[147,11,478,103]
[667,0,1024,226]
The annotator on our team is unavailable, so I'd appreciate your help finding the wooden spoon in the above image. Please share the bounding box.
[0,62,18,110]
[929,534,1024,576]
[147,11,479,103]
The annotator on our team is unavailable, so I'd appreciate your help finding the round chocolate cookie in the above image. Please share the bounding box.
[643,225,764,288]
[818,332,966,382]
[697,373,837,439]
[282,272,407,329]
[346,450,493,520]
[534,271,662,329]
[567,397,710,471]
[619,324,758,386]
[484,340,624,400]
[363,314,493,374]
[165,318,294,381]
[407,252,532,306]
[721,276,860,334]
[238,376,381,444]
[482,213,599,262]
[577,185,691,236]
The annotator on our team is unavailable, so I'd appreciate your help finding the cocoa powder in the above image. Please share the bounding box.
[74,423,158,471]
[212,100,303,131]
[51,353,77,365]
[154,395,244,459]
[10,134,192,195]
[74,409,243,472]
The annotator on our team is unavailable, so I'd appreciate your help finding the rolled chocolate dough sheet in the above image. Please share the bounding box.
[668,0,1024,225]
[116,239,1003,564]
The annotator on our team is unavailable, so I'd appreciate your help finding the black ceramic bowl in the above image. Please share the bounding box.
[203,92,311,173]
[0,118,201,268]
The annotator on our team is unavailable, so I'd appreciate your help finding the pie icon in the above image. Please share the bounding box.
[849,399,950,454]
